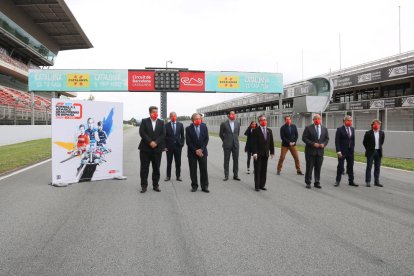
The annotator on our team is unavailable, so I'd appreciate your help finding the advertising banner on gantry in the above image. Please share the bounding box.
[205,71,283,93]
[29,70,128,91]
[51,99,123,185]
[29,69,282,93]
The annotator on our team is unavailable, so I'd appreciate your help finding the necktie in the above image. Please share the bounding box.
[262,127,267,140]
[173,123,176,135]
[196,126,200,139]
[347,127,351,138]
[316,126,320,140]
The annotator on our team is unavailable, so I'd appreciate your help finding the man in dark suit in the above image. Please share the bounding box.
[302,114,329,189]
[277,115,303,175]
[335,115,358,187]
[186,113,210,193]
[363,119,385,187]
[138,106,165,193]
[164,111,185,182]
[251,115,275,191]
[219,110,241,181]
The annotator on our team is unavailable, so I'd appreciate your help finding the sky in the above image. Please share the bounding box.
[53,0,414,120]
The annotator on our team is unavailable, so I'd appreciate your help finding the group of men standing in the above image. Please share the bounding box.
[138,107,209,193]
[138,106,385,193]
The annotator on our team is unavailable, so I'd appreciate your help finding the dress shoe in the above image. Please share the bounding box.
[191,188,197,192]
[260,187,267,191]
[306,184,311,189]
[366,182,371,187]
[276,171,281,175]
[255,188,260,191]
[201,188,210,193]
[223,177,229,181]
[297,171,304,175]
[233,176,241,181]
[349,182,359,187]
[164,177,170,181]
[314,184,322,189]
[153,187,161,192]
[176,177,183,181]
[334,182,340,187]
[374,183,383,187]
[140,188,147,193]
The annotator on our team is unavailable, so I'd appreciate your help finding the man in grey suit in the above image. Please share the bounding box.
[302,114,329,189]
[219,110,241,181]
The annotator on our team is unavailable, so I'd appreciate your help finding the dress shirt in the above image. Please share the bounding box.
[151,119,157,131]
[314,125,320,140]
[374,131,380,149]
[229,120,235,133]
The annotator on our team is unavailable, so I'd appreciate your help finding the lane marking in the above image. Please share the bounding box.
[0,159,51,182]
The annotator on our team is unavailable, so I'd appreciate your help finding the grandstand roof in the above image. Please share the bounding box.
[11,0,93,51]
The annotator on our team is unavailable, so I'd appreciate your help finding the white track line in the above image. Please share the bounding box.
[0,159,51,182]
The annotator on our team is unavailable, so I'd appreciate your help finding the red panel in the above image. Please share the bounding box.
[128,71,155,91]
[179,71,205,92]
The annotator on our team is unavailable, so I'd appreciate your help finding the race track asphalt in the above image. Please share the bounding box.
[0,127,413,275]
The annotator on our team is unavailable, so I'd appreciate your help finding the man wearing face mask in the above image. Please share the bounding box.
[251,115,274,191]
[302,114,329,189]
[219,110,241,181]
[363,119,385,187]
[277,115,303,175]
[138,106,166,193]
[335,115,358,187]
[164,112,185,182]
[186,113,210,193]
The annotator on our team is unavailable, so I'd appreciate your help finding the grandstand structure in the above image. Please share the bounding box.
[0,0,92,125]
[198,51,414,158]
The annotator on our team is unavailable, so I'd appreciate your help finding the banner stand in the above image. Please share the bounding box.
[51,99,124,186]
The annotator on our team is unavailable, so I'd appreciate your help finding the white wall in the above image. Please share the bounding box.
[0,126,51,146]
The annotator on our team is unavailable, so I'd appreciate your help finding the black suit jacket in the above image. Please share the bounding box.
[363,130,385,158]
[165,121,185,149]
[335,125,355,155]
[138,118,166,153]
[302,124,329,156]
[280,123,299,147]
[186,123,209,157]
[244,127,255,152]
[251,127,275,157]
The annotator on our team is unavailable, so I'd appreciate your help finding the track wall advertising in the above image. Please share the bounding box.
[51,99,123,185]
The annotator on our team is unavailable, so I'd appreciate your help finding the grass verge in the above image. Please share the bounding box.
[209,133,414,172]
[0,138,51,175]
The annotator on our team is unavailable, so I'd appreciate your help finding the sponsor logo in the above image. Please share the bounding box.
[108,170,118,174]
[370,100,384,109]
[388,65,407,77]
[218,76,240,88]
[128,71,155,91]
[358,73,372,83]
[402,96,414,107]
[179,72,205,91]
[67,74,90,88]
[55,102,82,119]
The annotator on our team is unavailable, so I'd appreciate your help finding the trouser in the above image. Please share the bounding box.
[305,154,324,185]
[336,152,354,183]
[277,146,301,172]
[166,146,182,178]
[365,150,381,184]
[140,150,162,189]
[188,154,209,189]
[246,150,252,169]
[254,156,269,189]
[223,147,239,177]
